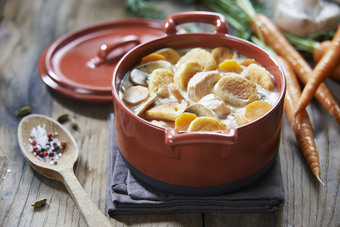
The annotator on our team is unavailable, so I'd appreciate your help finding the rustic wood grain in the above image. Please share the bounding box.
[0,0,201,226]
[0,0,339,226]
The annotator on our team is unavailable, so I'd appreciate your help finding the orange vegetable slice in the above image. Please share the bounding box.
[175,113,197,131]
[244,101,272,121]
[141,53,166,64]
[218,60,243,73]
[240,59,259,66]
[188,117,227,132]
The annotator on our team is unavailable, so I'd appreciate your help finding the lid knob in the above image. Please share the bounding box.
[87,35,140,68]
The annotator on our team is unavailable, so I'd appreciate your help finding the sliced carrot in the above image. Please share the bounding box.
[250,13,340,124]
[175,112,197,131]
[235,101,272,126]
[295,25,340,116]
[141,53,166,64]
[240,59,259,66]
[244,101,272,121]
[277,57,323,184]
[218,59,243,73]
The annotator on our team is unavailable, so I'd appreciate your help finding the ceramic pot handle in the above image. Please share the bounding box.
[88,35,140,67]
[164,11,228,36]
[164,128,237,159]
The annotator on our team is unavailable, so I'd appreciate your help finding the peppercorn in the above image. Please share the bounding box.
[61,141,66,149]
[53,147,60,153]
[29,124,65,165]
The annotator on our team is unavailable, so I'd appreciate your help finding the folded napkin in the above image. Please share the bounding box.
[106,114,284,215]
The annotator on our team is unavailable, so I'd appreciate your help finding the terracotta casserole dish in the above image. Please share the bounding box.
[112,12,286,196]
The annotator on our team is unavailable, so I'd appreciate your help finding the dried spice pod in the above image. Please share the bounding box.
[57,113,69,123]
[17,106,32,117]
[31,198,47,208]
[70,118,78,130]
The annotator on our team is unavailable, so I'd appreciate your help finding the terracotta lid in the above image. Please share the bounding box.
[38,19,165,104]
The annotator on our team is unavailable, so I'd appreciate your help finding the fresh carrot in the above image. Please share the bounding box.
[248,13,340,124]
[313,40,340,81]
[244,34,324,183]
[278,57,323,184]
[295,25,340,117]
[313,41,332,62]
[283,33,340,82]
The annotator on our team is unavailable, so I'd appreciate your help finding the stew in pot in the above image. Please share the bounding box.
[119,47,279,131]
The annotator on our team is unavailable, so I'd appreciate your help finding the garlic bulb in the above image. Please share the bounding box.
[274,0,340,37]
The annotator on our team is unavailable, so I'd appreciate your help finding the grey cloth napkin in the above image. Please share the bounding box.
[106,114,284,215]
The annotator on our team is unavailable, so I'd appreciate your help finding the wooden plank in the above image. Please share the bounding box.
[0,0,202,226]
[204,212,282,227]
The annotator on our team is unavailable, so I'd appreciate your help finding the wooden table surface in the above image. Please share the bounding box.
[0,0,339,226]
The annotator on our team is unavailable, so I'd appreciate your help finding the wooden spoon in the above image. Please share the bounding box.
[17,114,112,227]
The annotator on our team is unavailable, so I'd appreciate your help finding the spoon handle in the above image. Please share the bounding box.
[60,168,112,227]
